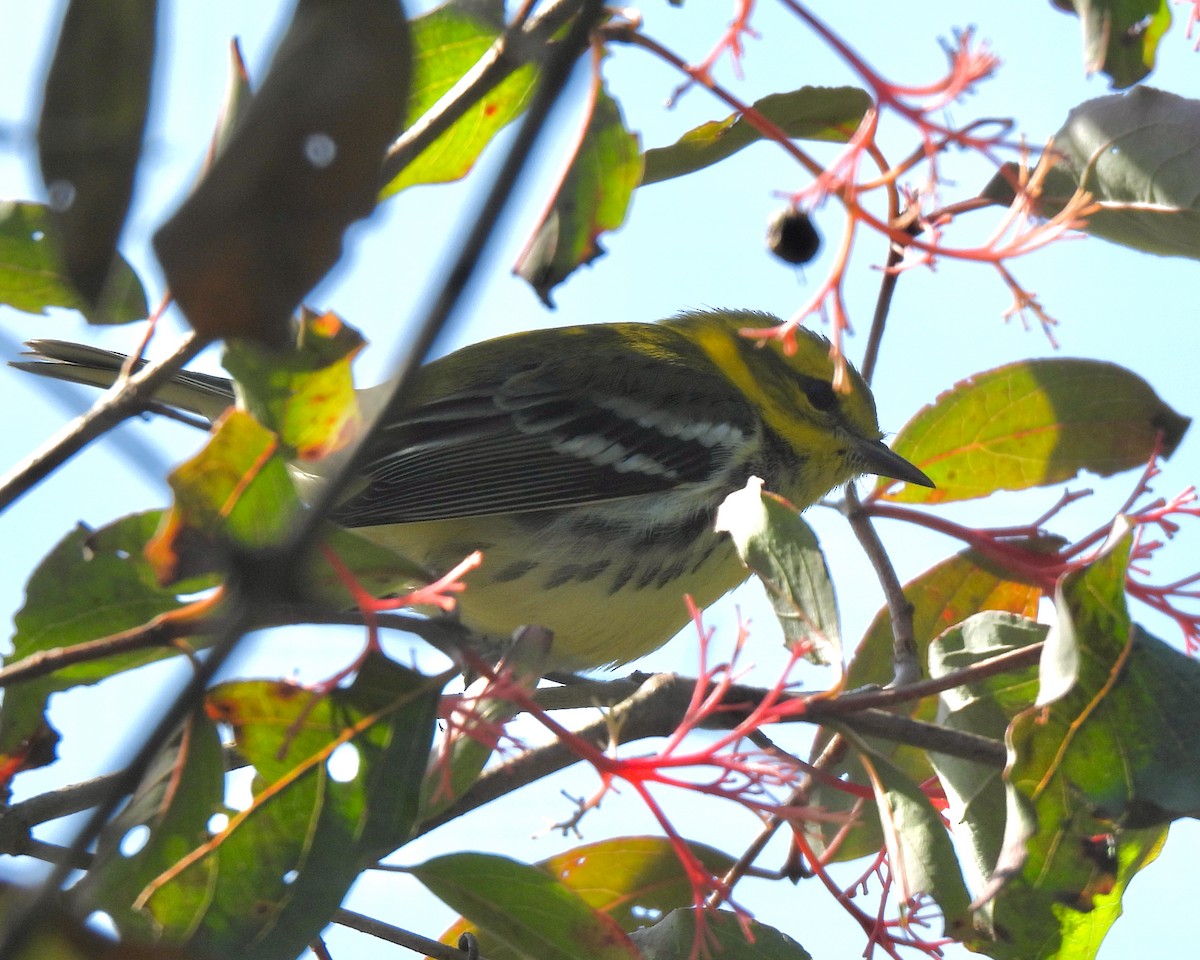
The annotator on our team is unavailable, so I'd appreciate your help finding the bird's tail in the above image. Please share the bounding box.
[11,340,236,423]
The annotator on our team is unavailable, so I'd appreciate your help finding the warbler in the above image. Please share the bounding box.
[15,309,931,669]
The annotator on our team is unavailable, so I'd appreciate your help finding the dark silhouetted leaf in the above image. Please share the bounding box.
[877,358,1189,504]
[37,0,156,310]
[153,0,411,345]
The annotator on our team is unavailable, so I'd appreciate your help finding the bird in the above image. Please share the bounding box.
[13,308,932,670]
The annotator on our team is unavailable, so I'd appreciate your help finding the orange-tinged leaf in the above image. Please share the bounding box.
[146,410,298,584]
[417,853,641,960]
[877,359,1189,504]
[222,308,365,461]
[442,836,737,956]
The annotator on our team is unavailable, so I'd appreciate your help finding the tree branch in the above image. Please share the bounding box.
[0,332,206,515]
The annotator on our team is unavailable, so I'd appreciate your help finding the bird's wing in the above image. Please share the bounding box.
[332,352,755,527]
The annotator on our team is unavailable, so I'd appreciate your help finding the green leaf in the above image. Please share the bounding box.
[414,852,641,960]
[805,550,1042,862]
[380,1,537,197]
[640,86,870,186]
[312,526,432,605]
[0,200,148,322]
[36,0,156,309]
[985,88,1200,259]
[848,734,974,938]
[420,629,550,821]
[222,308,365,460]
[147,410,299,584]
[976,528,1200,957]
[441,837,737,957]
[629,908,812,960]
[0,512,218,782]
[925,612,1046,938]
[93,657,441,960]
[153,0,411,345]
[877,358,1189,504]
[515,82,642,306]
[1051,0,1170,88]
[715,478,840,664]
[72,711,227,940]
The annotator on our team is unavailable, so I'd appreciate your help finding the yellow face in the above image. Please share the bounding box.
[668,310,889,504]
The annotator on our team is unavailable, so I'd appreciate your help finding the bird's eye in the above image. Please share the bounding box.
[804,379,838,412]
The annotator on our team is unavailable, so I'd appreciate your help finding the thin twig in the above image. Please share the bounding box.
[334,908,487,960]
[859,142,903,384]
[0,331,206,514]
[843,486,921,685]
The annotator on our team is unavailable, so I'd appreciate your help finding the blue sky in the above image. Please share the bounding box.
[2,3,1199,958]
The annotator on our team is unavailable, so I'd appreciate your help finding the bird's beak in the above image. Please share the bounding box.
[854,437,934,488]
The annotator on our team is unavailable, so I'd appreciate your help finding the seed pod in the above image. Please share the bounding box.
[767,206,821,265]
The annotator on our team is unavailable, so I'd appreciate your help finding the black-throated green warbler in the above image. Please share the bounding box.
[16,309,931,669]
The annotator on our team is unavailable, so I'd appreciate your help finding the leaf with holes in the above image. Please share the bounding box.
[86,656,441,960]
[0,512,219,784]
